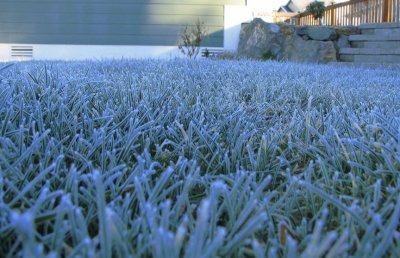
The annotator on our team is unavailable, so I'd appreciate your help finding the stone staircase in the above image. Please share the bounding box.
[339,23,400,63]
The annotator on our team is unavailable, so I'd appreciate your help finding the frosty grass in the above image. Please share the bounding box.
[0,59,399,257]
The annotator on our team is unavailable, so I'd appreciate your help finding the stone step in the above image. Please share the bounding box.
[351,41,400,48]
[361,28,400,36]
[328,61,400,70]
[340,48,400,55]
[359,22,400,29]
[340,54,400,63]
[339,22,400,64]
[349,34,400,41]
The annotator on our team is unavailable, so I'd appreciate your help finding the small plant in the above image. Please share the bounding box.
[306,1,325,25]
[261,51,277,61]
[203,48,210,58]
[178,20,208,59]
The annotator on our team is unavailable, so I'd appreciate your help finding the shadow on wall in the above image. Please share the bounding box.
[0,1,227,48]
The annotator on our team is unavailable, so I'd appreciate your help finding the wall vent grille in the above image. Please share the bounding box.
[11,46,33,58]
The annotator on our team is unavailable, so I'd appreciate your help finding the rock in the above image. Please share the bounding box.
[238,18,284,59]
[295,26,308,36]
[238,18,337,63]
[279,35,337,63]
[333,35,351,59]
[279,25,295,35]
[336,35,350,49]
[335,26,360,36]
[302,35,310,40]
[306,27,337,41]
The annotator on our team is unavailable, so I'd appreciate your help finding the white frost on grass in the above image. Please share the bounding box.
[0,59,399,257]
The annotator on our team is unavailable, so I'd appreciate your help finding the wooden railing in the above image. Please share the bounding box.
[251,10,298,23]
[272,12,298,23]
[287,0,399,26]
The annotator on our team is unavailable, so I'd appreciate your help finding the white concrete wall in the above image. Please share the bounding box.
[224,6,253,51]
[246,0,289,11]
[0,44,10,61]
[0,44,187,61]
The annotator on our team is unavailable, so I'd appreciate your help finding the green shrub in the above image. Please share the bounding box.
[261,51,277,61]
[306,1,325,25]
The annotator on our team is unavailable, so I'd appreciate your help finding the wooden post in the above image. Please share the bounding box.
[350,4,353,24]
[331,8,337,25]
[382,0,390,22]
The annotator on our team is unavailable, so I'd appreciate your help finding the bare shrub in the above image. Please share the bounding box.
[178,20,208,59]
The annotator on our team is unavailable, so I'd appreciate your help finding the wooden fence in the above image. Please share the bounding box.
[272,12,298,23]
[287,0,399,26]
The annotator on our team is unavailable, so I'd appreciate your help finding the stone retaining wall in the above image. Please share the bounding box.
[238,18,360,63]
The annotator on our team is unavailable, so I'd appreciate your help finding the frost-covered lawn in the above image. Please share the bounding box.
[0,59,399,257]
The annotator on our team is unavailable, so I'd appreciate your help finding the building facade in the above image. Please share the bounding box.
[2,0,343,60]
[0,0,246,60]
